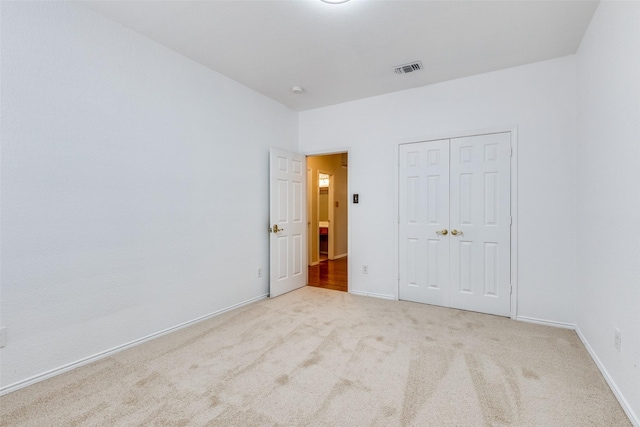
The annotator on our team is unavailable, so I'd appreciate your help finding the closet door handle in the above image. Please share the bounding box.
[436,229,448,236]
[451,229,463,236]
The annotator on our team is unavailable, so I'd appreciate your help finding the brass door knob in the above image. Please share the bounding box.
[269,224,284,233]
[451,229,463,236]
[436,229,448,235]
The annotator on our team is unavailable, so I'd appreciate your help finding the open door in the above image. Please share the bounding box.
[269,148,307,298]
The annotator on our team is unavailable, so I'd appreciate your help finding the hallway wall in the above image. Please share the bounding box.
[307,154,348,265]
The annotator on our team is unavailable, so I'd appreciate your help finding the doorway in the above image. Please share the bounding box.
[306,153,348,292]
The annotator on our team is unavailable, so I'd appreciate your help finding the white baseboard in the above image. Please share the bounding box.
[349,290,396,300]
[575,327,639,427]
[333,253,348,260]
[308,261,319,267]
[516,316,576,329]
[0,293,269,396]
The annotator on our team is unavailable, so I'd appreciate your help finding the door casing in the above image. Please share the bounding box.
[317,170,335,261]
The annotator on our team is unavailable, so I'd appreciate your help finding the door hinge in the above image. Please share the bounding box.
[510,285,513,295]
[510,216,513,226]
[510,147,513,157]
[397,272,400,282]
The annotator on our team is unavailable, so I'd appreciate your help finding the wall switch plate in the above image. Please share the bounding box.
[257,268,262,278]
[362,265,368,274]
[614,328,621,352]
[0,328,7,348]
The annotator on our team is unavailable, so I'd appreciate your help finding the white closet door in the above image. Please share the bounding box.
[398,132,511,317]
[398,140,450,306]
[449,133,511,316]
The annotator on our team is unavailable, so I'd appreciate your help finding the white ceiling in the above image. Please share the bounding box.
[82,0,599,111]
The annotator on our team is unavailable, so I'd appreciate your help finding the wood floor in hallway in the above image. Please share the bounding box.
[307,257,347,292]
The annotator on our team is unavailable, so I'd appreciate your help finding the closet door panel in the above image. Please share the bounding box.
[398,140,450,305]
[449,133,511,316]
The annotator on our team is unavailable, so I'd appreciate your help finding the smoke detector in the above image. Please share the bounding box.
[291,86,304,94]
[393,61,424,75]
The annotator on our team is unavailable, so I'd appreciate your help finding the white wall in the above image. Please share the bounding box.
[575,1,640,422]
[299,56,578,323]
[0,2,297,389]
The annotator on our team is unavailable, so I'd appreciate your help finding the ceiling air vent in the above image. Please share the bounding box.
[394,61,423,75]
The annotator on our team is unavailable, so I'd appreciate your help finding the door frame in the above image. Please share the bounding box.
[317,170,334,260]
[394,127,519,319]
[304,148,351,293]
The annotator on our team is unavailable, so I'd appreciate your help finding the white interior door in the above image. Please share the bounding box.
[270,148,307,298]
[399,140,450,306]
[449,133,511,316]
[398,132,512,317]
[327,174,335,260]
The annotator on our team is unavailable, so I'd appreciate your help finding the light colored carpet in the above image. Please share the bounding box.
[0,286,630,426]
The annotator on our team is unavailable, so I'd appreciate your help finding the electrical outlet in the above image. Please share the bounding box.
[0,328,7,348]
[257,268,262,278]
[362,265,368,274]
[614,328,621,352]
